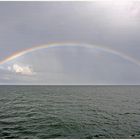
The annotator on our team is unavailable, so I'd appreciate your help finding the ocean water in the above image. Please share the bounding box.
[0,85,140,139]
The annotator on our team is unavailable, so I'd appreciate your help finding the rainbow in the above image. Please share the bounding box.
[0,42,140,66]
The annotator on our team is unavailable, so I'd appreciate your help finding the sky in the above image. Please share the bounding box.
[0,1,140,85]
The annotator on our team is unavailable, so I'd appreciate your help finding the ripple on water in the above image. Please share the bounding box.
[0,86,140,138]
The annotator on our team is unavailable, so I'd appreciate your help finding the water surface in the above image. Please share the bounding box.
[0,85,140,138]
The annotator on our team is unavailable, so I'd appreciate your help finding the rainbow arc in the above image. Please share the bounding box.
[0,42,140,67]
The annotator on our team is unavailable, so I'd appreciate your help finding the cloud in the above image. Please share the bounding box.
[8,64,35,76]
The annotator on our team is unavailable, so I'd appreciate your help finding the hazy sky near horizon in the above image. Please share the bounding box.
[0,1,140,84]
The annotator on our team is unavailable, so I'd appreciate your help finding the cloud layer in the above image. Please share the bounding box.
[0,1,140,84]
[0,45,140,85]
[7,64,34,76]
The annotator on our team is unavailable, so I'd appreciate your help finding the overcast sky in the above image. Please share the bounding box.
[0,1,140,85]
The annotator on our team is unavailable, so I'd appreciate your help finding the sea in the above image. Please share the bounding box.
[0,85,140,139]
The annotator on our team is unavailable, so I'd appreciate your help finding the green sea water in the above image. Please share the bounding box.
[0,85,140,138]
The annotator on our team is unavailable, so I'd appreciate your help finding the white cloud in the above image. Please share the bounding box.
[8,64,35,76]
